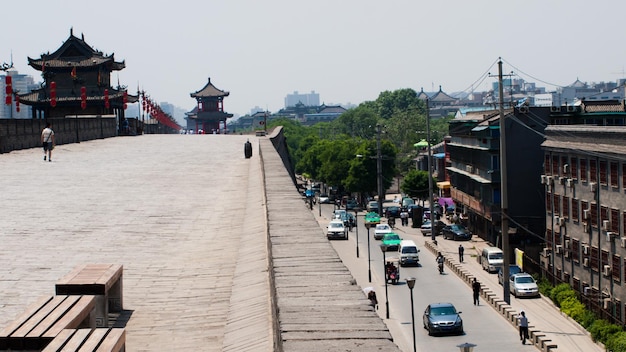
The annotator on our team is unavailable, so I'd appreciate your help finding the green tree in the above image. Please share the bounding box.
[332,106,378,139]
[401,170,431,200]
[345,139,397,196]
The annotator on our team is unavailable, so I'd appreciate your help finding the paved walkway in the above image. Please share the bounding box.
[0,135,272,351]
[0,133,398,351]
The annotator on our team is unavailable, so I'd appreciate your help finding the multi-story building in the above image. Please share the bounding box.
[447,107,550,268]
[541,100,626,325]
[284,90,319,108]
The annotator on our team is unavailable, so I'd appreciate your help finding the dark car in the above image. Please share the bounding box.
[422,302,463,336]
[498,265,522,285]
[441,224,472,241]
[385,206,401,218]
[346,199,358,210]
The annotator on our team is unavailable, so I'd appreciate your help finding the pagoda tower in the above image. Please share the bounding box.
[18,29,136,125]
[188,77,233,133]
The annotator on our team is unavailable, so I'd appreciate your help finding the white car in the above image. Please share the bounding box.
[509,273,540,297]
[327,219,348,240]
[374,223,392,240]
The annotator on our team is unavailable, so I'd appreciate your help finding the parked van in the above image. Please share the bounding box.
[481,246,504,273]
[398,240,420,266]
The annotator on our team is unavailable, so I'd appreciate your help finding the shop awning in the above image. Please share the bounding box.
[437,181,451,189]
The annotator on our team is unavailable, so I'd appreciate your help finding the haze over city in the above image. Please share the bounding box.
[2,0,626,117]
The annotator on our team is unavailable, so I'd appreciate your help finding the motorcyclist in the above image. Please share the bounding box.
[436,252,445,274]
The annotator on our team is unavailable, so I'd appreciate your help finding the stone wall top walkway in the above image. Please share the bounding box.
[261,129,400,351]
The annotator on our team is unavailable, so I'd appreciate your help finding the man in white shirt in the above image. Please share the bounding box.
[41,123,55,162]
[518,310,529,344]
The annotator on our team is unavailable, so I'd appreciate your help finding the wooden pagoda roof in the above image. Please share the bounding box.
[18,88,137,105]
[190,77,230,98]
[27,29,125,71]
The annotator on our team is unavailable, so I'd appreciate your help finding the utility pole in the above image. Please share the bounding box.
[498,58,511,304]
[426,98,436,242]
[376,124,384,217]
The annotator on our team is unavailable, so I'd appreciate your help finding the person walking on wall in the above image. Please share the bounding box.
[458,244,465,262]
[41,123,55,162]
[472,278,480,305]
[518,311,529,344]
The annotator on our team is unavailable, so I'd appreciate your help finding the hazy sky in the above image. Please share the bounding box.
[3,0,626,116]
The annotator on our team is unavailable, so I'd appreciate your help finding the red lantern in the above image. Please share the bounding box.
[104,89,110,109]
[15,95,20,112]
[50,81,57,107]
[80,86,87,110]
[122,91,128,110]
[5,75,11,105]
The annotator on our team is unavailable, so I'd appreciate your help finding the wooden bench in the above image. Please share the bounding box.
[0,295,96,350]
[55,264,123,327]
[42,328,125,352]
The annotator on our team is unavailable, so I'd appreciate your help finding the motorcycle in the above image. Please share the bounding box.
[385,258,400,285]
[436,254,444,274]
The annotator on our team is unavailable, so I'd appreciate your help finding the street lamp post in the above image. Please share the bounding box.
[406,277,416,352]
[376,124,384,217]
[355,210,359,258]
[380,244,389,319]
[367,225,372,282]
[426,98,436,242]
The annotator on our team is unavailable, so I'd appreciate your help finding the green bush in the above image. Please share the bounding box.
[589,319,621,343]
[560,296,587,323]
[538,277,553,297]
[550,283,576,307]
[605,332,626,352]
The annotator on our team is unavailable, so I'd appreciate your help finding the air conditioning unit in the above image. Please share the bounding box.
[554,215,561,225]
[604,298,612,310]
[519,106,529,113]
[563,164,569,174]
[602,220,610,231]
[583,209,590,220]
[559,177,566,185]
[621,237,626,248]
[551,106,561,113]
[556,245,563,254]
[564,250,570,258]
[583,258,590,267]
[541,248,551,257]
[547,176,554,185]
[567,105,576,112]
[541,175,547,184]
[583,223,589,232]
[583,244,590,255]
[590,182,597,192]
[607,232,617,242]
[466,165,473,173]
[603,265,612,277]
[566,178,574,188]
[559,217,566,226]
[565,239,571,249]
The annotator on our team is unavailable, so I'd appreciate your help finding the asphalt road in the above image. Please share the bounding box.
[314,203,529,352]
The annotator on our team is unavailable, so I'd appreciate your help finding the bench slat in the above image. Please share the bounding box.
[40,328,75,352]
[56,264,123,295]
[13,296,69,338]
[59,328,90,351]
[76,329,108,352]
[0,295,52,337]
[27,296,82,338]
[44,296,96,338]
[95,328,125,352]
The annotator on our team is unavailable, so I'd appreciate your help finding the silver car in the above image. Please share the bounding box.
[509,273,539,297]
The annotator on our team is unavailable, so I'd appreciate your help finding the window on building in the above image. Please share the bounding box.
[552,155,560,175]
[581,159,588,182]
[546,191,552,214]
[572,199,579,223]
[561,156,568,177]
[591,203,598,227]
[564,271,571,284]
[602,250,610,273]
[611,208,620,233]
[601,206,609,226]
[571,157,578,180]
[572,239,580,263]
[590,159,597,183]
[544,154,551,175]
[600,160,608,186]
[546,228,553,247]
[554,194,561,215]
[610,162,619,188]
[573,277,581,291]
[612,255,621,283]
[591,246,599,272]
[563,196,570,219]
[491,155,499,171]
